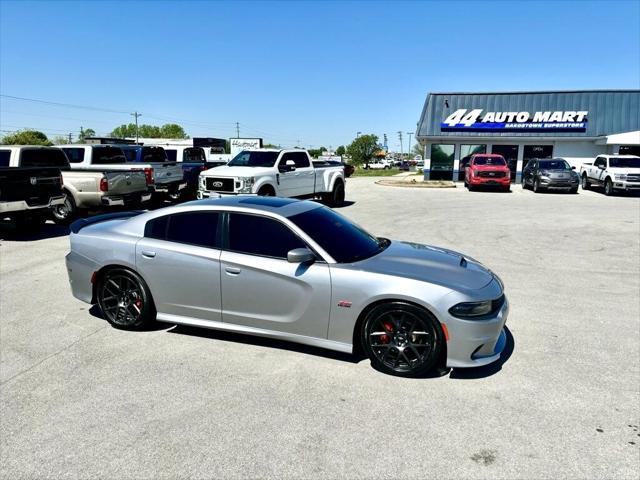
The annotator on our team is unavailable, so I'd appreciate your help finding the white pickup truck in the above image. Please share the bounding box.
[198,149,346,205]
[580,154,640,196]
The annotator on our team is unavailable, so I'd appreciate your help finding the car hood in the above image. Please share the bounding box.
[352,240,495,291]
[200,165,274,177]
[472,164,509,171]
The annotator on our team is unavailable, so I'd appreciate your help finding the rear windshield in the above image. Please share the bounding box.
[473,156,506,166]
[142,147,169,163]
[610,157,640,168]
[184,147,206,163]
[539,159,571,170]
[121,148,137,162]
[93,146,127,164]
[19,148,69,168]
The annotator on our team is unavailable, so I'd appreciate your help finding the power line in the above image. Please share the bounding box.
[0,94,130,114]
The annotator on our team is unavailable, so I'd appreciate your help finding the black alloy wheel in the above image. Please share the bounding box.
[97,269,155,329]
[533,178,541,193]
[51,192,76,224]
[362,302,443,377]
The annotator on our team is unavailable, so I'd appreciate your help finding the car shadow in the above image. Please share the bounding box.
[333,200,356,208]
[167,324,363,364]
[448,326,515,380]
[0,221,70,241]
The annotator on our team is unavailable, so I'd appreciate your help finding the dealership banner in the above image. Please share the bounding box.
[441,109,588,132]
[230,138,263,157]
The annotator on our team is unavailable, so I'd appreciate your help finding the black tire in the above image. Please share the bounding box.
[570,187,578,194]
[581,174,590,190]
[522,179,528,190]
[604,177,614,196]
[533,178,541,193]
[503,185,511,193]
[51,191,77,224]
[257,185,275,196]
[463,178,468,188]
[361,302,444,377]
[97,268,155,330]
[327,181,345,207]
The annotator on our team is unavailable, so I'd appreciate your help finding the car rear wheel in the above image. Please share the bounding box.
[51,192,76,224]
[97,268,155,330]
[581,174,590,190]
[604,178,614,196]
[361,302,443,377]
[326,181,345,207]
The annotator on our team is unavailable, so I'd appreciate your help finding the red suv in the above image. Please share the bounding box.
[464,154,511,192]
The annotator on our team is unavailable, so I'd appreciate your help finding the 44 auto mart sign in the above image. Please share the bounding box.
[441,109,588,132]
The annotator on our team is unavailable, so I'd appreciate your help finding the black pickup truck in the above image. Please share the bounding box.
[0,146,66,230]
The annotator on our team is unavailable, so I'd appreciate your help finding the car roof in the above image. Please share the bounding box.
[600,154,640,159]
[472,153,503,157]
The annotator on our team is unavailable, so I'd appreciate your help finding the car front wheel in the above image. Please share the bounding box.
[361,302,444,377]
[97,268,155,329]
[604,178,614,196]
[533,179,541,193]
[581,174,590,190]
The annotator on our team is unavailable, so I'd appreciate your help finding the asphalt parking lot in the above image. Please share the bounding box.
[1,177,639,479]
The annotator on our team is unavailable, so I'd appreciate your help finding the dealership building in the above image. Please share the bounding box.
[415,90,640,182]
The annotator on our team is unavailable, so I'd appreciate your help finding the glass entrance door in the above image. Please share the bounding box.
[459,144,487,181]
[491,145,519,182]
[523,145,554,175]
[430,144,454,180]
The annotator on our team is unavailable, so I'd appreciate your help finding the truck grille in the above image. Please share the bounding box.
[478,171,506,178]
[206,177,235,192]
[626,174,640,183]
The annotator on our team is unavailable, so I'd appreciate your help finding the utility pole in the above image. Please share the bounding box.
[68,132,73,144]
[131,111,142,143]
[235,122,240,138]
[397,131,403,156]
[383,133,388,150]
[356,131,362,138]
[406,132,414,157]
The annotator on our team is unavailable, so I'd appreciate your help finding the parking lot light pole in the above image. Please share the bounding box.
[131,111,141,143]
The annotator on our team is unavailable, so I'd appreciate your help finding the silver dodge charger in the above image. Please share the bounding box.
[65,197,509,377]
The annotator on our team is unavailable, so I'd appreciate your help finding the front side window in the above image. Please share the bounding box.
[0,150,11,167]
[594,157,606,168]
[93,147,127,164]
[289,206,388,263]
[62,148,85,163]
[292,152,310,168]
[19,148,69,167]
[145,212,220,249]
[227,213,305,259]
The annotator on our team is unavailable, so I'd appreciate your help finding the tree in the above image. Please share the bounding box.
[159,123,188,139]
[110,123,138,138]
[1,129,51,146]
[78,127,96,142]
[336,145,346,156]
[263,143,280,149]
[52,135,71,145]
[308,146,327,158]
[346,134,379,166]
[412,142,424,158]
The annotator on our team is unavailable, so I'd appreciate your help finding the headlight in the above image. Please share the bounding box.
[449,300,492,318]
[615,174,627,181]
[199,176,206,188]
[237,177,255,193]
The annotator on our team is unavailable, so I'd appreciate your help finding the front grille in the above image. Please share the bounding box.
[478,171,506,178]
[626,174,640,183]
[206,177,235,192]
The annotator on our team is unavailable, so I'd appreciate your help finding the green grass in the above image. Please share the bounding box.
[351,167,402,177]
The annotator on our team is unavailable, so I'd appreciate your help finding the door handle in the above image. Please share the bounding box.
[225,267,241,275]
[141,251,156,258]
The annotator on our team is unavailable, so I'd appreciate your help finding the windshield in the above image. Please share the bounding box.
[289,207,389,263]
[19,148,69,168]
[473,156,506,166]
[228,150,279,167]
[610,157,640,168]
[184,147,206,163]
[539,159,571,170]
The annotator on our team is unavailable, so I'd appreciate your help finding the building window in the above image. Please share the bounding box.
[523,145,553,176]
[458,144,486,181]
[619,145,640,156]
[492,145,519,183]
[430,144,455,180]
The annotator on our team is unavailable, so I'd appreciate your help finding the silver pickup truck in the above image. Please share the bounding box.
[55,145,152,222]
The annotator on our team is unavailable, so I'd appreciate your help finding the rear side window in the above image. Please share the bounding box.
[0,150,10,167]
[62,148,85,163]
[145,212,220,249]
[19,148,69,167]
[93,147,126,164]
[227,213,305,259]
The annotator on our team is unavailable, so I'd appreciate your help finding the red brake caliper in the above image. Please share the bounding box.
[380,321,394,344]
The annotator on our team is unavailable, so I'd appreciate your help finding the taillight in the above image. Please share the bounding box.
[144,167,154,185]
[99,178,108,192]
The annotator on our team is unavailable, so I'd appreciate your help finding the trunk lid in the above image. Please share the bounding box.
[103,170,148,194]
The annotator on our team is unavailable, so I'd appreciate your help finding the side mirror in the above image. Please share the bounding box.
[598,164,606,170]
[571,166,576,170]
[287,247,316,264]
[279,160,296,172]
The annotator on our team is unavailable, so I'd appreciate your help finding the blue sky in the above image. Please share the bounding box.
[1,0,639,149]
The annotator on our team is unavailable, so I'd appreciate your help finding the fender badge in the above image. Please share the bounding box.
[337,300,352,308]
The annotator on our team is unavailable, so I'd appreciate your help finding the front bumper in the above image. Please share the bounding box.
[469,176,511,186]
[613,180,640,190]
[197,189,255,199]
[152,182,187,194]
[101,191,152,207]
[539,177,579,190]
[0,195,65,214]
[442,284,510,369]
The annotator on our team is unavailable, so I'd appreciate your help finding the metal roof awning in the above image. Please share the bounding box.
[597,130,640,145]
